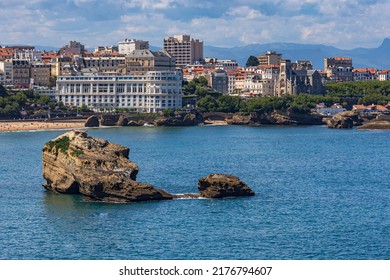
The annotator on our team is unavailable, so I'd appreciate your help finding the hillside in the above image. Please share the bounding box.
[204,38,390,69]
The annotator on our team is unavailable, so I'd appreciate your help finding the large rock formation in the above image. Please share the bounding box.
[198,174,255,198]
[325,111,363,129]
[42,130,172,202]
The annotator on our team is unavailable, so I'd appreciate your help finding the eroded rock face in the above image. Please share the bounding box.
[99,114,128,126]
[84,115,99,127]
[153,111,204,126]
[226,110,324,126]
[42,130,173,202]
[198,174,255,198]
[325,111,363,129]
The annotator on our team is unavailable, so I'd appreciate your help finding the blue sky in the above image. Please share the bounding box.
[0,0,389,49]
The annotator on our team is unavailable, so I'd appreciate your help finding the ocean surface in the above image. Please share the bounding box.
[0,125,389,260]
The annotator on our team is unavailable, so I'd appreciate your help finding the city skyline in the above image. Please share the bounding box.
[0,0,389,49]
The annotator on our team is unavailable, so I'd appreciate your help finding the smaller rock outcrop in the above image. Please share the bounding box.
[226,110,324,126]
[198,174,255,198]
[100,114,128,126]
[127,120,146,126]
[84,115,99,127]
[357,114,390,130]
[226,113,257,125]
[154,111,204,126]
[325,111,363,128]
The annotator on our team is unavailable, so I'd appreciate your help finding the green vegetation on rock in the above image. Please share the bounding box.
[71,148,84,157]
[47,136,70,155]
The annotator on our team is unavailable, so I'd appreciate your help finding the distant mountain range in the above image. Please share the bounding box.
[204,38,390,69]
[30,38,390,70]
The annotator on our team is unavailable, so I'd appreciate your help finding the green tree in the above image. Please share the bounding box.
[216,95,242,113]
[197,96,218,112]
[0,84,8,97]
[12,92,28,106]
[38,95,51,106]
[245,55,259,67]
[163,108,175,117]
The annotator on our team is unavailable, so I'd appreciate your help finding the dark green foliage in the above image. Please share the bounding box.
[245,55,259,67]
[197,95,219,112]
[358,93,390,105]
[0,85,8,97]
[71,148,84,157]
[80,104,92,112]
[216,95,242,113]
[163,108,175,117]
[183,77,209,95]
[47,136,70,155]
[326,80,390,97]
[195,93,344,114]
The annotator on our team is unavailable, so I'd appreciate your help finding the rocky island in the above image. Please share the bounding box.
[42,130,255,202]
[42,130,172,202]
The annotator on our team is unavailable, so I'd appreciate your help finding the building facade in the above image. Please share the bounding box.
[118,39,149,55]
[276,60,324,96]
[56,71,182,112]
[258,51,282,67]
[59,41,85,56]
[51,57,75,77]
[324,57,353,82]
[81,57,125,75]
[12,60,31,88]
[163,35,203,67]
[378,70,390,81]
[209,70,229,94]
[0,61,13,86]
[30,63,51,86]
[120,50,175,75]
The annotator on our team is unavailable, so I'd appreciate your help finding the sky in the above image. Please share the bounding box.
[0,0,389,50]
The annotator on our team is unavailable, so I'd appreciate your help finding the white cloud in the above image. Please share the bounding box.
[226,6,263,20]
[0,0,389,49]
[125,0,175,10]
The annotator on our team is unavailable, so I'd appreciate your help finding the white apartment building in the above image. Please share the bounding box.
[243,75,274,96]
[13,49,42,61]
[0,61,13,86]
[118,39,149,55]
[215,60,238,71]
[56,71,182,112]
[377,70,390,81]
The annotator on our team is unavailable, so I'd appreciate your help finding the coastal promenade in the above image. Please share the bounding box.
[0,118,86,132]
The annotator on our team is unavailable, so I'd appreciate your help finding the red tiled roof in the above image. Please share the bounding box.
[333,57,352,61]
[376,105,388,111]
[353,105,367,110]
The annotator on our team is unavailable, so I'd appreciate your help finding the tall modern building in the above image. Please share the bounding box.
[163,35,203,67]
[258,51,282,67]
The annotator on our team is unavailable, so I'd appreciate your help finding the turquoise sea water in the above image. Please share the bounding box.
[0,125,389,260]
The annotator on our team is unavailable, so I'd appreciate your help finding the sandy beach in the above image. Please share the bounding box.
[0,119,86,132]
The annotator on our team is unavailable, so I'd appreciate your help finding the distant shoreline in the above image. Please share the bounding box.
[0,119,86,132]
